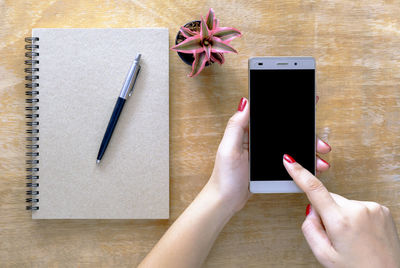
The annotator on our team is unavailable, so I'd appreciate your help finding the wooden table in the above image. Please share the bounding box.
[1,0,400,266]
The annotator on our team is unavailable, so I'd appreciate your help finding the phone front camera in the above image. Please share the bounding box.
[294,62,298,65]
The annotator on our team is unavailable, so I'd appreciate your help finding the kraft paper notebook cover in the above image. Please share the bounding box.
[25,28,169,219]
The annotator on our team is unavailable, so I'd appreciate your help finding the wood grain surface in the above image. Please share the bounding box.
[1,0,400,267]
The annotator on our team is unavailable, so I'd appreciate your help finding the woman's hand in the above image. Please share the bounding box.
[283,155,400,267]
[139,97,332,268]
[207,97,332,214]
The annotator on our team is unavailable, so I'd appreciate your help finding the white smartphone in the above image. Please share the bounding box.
[249,57,316,193]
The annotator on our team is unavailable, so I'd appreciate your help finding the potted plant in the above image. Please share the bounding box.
[171,8,242,77]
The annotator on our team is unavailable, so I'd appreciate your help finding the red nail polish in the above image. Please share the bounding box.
[237,98,247,112]
[306,204,311,216]
[321,139,331,151]
[319,158,330,167]
[283,154,296,164]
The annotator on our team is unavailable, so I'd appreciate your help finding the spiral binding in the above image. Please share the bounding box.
[25,37,39,211]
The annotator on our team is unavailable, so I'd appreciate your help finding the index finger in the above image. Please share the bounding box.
[283,154,339,219]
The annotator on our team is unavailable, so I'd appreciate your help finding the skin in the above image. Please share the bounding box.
[139,97,400,268]
[284,160,400,267]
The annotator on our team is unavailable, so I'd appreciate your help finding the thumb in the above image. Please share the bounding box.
[221,98,249,150]
[302,205,335,265]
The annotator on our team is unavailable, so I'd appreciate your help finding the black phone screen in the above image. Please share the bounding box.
[250,69,315,181]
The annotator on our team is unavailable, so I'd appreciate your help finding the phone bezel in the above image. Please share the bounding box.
[248,57,316,193]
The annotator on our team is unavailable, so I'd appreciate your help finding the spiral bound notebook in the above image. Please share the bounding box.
[24,28,169,219]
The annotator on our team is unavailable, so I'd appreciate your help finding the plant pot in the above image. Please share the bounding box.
[175,20,212,66]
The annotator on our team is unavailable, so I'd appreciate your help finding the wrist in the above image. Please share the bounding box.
[200,181,237,219]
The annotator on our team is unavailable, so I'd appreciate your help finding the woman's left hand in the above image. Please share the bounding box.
[139,96,332,268]
[206,97,332,214]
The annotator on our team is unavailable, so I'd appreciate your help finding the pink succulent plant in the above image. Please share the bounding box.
[171,8,242,77]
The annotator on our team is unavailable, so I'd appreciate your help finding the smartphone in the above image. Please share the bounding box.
[249,57,316,193]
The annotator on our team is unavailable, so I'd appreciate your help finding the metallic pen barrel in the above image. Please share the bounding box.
[119,53,141,99]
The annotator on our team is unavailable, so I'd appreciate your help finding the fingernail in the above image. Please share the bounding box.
[321,139,331,151]
[283,154,296,164]
[237,97,247,112]
[306,204,311,216]
[319,158,330,167]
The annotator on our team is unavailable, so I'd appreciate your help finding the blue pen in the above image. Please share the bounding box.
[96,54,141,164]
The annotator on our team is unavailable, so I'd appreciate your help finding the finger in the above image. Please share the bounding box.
[243,126,249,151]
[283,154,339,217]
[316,95,319,104]
[317,138,331,154]
[302,205,335,264]
[307,203,326,230]
[221,98,249,151]
[316,155,330,173]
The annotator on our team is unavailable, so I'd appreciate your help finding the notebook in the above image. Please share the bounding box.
[24,28,169,219]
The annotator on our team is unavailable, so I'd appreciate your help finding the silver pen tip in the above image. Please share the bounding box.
[135,54,141,61]
[96,159,100,164]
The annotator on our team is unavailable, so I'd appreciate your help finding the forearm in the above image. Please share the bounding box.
[138,182,235,268]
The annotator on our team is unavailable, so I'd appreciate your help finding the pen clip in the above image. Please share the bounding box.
[128,65,141,97]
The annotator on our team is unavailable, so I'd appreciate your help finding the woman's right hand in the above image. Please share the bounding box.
[283,154,400,268]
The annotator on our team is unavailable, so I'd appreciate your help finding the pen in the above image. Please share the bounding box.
[96,54,141,164]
